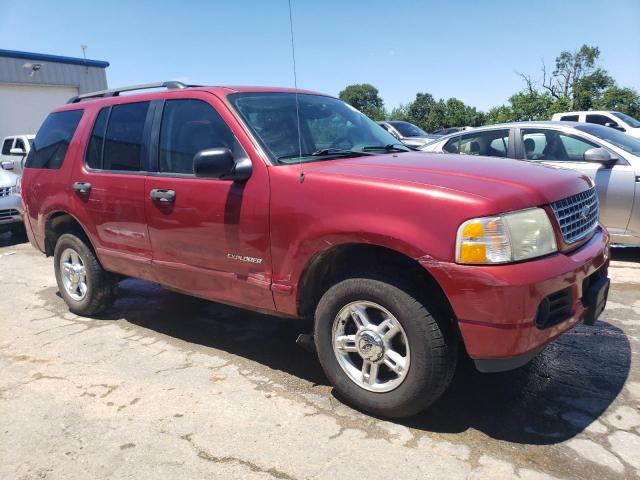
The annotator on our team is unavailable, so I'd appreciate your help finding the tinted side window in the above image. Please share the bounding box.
[559,134,597,161]
[86,108,110,169]
[2,138,13,155]
[26,110,83,169]
[521,129,597,161]
[586,114,616,127]
[103,102,149,171]
[159,99,233,174]
[445,130,509,157]
[560,115,579,121]
[14,138,25,153]
[443,137,460,153]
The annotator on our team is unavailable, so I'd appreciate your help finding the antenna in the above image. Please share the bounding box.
[288,0,304,183]
[80,44,88,74]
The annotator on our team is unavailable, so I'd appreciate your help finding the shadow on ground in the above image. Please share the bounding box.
[44,277,631,446]
[611,246,639,262]
[0,229,28,248]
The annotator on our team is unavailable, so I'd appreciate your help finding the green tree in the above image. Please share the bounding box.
[486,105,515,124]
[594,86,640,117]
[508,91,556,121]
[539,44,616,110]
[405,93,435,129]
[338,84,385,120]
[388,103,409,121]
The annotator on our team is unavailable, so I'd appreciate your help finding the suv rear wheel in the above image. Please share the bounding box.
[54,233,117,316]
[314,276,456,418]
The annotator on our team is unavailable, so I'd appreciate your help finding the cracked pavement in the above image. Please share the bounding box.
[1,232,639,479]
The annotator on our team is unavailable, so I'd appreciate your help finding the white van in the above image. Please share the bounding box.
[551,111,640,139]
[0,134,34,175]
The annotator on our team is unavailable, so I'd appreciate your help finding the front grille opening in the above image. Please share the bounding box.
[536,287,573,329]
[550,188,599,244]
[0,209,20,220]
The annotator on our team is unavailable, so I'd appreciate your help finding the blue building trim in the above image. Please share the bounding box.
[0,49,109,68]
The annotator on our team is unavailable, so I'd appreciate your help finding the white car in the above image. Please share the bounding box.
[551,111,640,139]
[1,134,34,175]
[0,168,23,236]
[421,121,640,246]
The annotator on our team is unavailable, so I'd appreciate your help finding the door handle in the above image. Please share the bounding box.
[150,188,176,203]
[73,181,92,194]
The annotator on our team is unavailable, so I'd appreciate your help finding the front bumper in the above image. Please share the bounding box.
[0,193,23,227]
[424,227,610,370]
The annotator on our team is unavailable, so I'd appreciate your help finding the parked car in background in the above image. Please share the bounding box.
[377,121,440,148]
[551,111,640,138]
[422,121,640,246]
[22,83,609,418]
[431,126,472,136]
[1,134,34,175]
[0,168,23,236]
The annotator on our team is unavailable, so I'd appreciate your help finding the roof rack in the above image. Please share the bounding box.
[66,81,194,104]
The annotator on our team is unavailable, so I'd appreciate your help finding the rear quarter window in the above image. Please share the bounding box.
[26,110,83,169]
[2,138,13,155]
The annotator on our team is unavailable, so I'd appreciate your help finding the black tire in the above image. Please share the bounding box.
[314,276,457,418]
[53,233,117,316]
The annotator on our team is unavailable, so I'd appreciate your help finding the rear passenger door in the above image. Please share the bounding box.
[71,101,154,279]
[144,93,274,310]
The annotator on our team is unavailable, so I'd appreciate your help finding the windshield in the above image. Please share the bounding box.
[576,124,640,155]
[389,121,428,138]
[228,92,409,164]
[612,111,640,128]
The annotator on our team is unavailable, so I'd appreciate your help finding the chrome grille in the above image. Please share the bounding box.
[0,187,10,197]
[0,209,20,220]
[550,187,599,244]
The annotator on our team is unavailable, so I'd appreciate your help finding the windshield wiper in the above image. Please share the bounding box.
[311,148,373,156]
[277,149,373,161]
[361,144,409,153]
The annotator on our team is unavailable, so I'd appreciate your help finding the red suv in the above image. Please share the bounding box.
[21,82,610,418]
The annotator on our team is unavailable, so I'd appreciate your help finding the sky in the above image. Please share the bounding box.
[1,0,639,112]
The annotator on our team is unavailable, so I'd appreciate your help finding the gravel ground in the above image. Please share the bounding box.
[1,232,639,480]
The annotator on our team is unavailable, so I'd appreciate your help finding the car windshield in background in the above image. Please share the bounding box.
[228,92,409,164]
[576,124,640,155]
[389,121,428,138]
[612,111,640,128]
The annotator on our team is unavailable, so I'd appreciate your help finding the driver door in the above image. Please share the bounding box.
[519,127,635,236]
[144,92,274,310]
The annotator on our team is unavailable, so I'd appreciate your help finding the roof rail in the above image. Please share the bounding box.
[66,81,191,104]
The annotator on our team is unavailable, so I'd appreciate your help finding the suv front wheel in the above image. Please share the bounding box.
[54,233,117,316]
[314,276,456,418]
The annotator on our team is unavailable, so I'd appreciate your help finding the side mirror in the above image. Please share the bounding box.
[1,160,14,170]
[9,147,25,156]
[193,147,252,181]
[604,122,625,132]
[583,147,617,166]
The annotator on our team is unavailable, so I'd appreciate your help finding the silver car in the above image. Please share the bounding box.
[377,121,440,148]
[0,169,23,235]
[421,121,640,246]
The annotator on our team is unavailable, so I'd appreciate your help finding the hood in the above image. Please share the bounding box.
[401,137,430,147]
[304,152,593,213]
[0,169,18,188]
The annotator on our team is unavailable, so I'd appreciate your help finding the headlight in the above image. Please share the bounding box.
[456,208,557,264]
[10,179,21,194]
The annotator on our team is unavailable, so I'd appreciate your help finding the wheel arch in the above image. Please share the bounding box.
[296,242,459,340]
[44,211,96,258]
